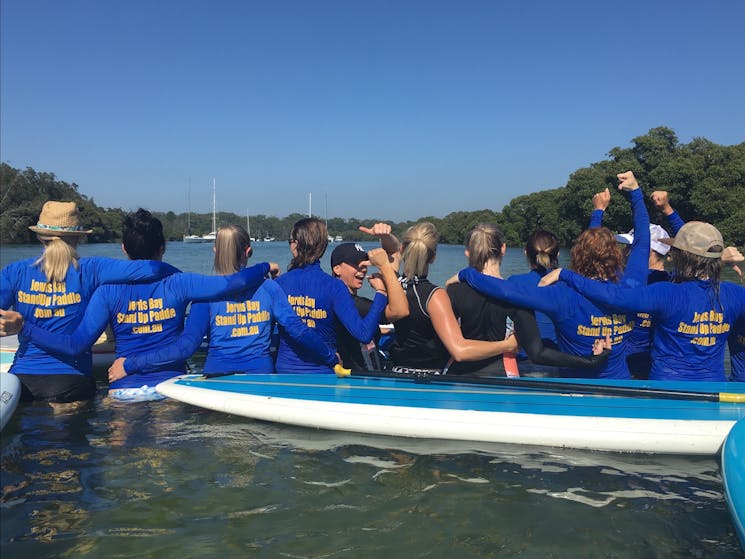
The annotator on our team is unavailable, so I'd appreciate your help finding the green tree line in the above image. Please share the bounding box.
[2,127,744,247]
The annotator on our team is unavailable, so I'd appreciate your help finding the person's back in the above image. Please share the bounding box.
[1,201,175,403]
[389,275,450,370]
[275,218,386,374]
[447,281,510,375]
[507,230,562,349]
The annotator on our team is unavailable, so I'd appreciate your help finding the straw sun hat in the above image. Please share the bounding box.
[28,201,93,236]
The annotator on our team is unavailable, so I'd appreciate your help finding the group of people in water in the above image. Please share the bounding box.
[1,170,744,408]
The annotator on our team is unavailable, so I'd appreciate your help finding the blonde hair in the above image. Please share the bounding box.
[400,222,438,280]
[465,223,504,272]
[525,230,560,272]
[214,225,251,275]
[34,235,80,283]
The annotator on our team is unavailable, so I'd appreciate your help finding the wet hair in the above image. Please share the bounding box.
[570,227,623,282]
[525,230,560,273]
[122,208,166,260]
[214,225,251,275]
[670,247,722,301]
[400,222,438,280]
[465,223,504,272]
[288,218,328,271]
[34,235,80,283]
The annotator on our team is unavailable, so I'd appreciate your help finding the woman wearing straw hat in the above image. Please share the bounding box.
[18,209,278,401]
[539,221,745,381]
[0,201,178,405]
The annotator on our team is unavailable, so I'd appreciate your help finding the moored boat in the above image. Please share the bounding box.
[156,373,745,455]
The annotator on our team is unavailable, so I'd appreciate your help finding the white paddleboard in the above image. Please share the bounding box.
[0,372,21,431]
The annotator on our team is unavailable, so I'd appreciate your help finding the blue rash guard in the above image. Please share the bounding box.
[1,256,177,377]
[558,270,745,382]
[590,206,673,376]
[662,210,744,380]
[507,270,558,350]
[21,263,270,388]
[121,279,337,374]
[275,261,387,374]
[458,188,651,379]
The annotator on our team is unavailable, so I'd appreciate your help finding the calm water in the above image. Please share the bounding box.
[1,241,743,558]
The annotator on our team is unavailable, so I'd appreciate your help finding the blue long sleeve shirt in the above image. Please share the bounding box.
[22,263,270,388]
[122,278,336,374]
[558,270,745,382]
[275,261,387,374]
[1,256,177,376]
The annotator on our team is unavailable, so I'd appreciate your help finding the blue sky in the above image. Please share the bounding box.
[2,1,744,222]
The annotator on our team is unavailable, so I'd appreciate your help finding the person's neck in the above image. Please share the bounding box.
[649,254,665,271]
[481,260,502,279]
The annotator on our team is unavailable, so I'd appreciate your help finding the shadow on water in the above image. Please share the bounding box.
[1,379,743,558]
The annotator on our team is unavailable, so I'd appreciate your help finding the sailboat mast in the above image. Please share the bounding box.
[308,192,312,218]
[211,178,217,234]
[186,179,192,234]
[246,209,251,237]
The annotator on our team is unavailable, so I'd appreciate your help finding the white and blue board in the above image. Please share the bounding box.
[722,417,745,550]
[0,373,21,431]
[157,373,745,455]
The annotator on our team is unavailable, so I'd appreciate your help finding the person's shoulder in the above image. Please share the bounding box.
[507,270,538,284]
[720,281,745,296]
[258,279,282,296]
[2,257,36,272]
[446,281,470,296]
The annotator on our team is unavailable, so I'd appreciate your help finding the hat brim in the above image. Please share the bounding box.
[29,226,93,236]
[615,233,633,245]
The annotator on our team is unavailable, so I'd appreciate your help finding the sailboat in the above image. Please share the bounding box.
[183,181,208,243]
[200,178,217,241]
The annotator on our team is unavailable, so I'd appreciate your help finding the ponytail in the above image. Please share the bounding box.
[34,236,79,283]
[214,225,251,275]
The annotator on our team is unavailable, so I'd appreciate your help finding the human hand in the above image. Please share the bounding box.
[538,268,562,287]
[367,248,390,268]
[359,223,400,255]
[0,309,23,336]
[108,357,128,383]
[367,273,386,292]
[268,262,280,278]
[650,191,674,215]
[359,222,392,237]
[444,273,460,286]
[593,188,611,211]
[722,246,744,265]
[592,334,612,355]
[617,171,639,192]
[503,334,519,354]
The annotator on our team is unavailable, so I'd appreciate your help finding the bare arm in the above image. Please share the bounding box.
[427,289,518,362]
[367,248,409,322]
[360,222,402,273]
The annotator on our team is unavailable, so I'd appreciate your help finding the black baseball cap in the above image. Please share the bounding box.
[331,243,369,267]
